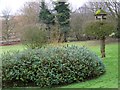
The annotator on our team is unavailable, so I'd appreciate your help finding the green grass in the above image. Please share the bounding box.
[0,44,25,53]
[62,43,118,88]
[1,40,119,89]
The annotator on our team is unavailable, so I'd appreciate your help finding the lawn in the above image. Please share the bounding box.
[1,40,119,89]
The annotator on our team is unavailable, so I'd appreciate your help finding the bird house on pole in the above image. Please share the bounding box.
[95,8,107,21]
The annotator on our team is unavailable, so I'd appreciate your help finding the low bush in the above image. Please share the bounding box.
[2,45,105,88]
[21,25,48,49]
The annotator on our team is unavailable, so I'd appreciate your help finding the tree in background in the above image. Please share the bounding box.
[85,21,115,58]
[54,1,70,42]
[22,25,48,49]
[84,1,120,38]
[118,13,120,38]
[2,9,16,44]
[70,5,94,41]
[39,0,55,41]
[20,1,40,25]
[70,12,83,41]
[105,2,120,38]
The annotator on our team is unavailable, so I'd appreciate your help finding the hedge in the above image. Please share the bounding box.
[2,45,105,88]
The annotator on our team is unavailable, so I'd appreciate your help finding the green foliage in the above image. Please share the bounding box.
[21,25,48,49]
[2,46,105,88]
[115,15,120,38]
[39,1,55,25]
[85,21,115,39]
[54,1,71,42]
[54,2,70,27]
[39,1,55,41]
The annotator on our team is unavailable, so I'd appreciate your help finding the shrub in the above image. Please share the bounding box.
[84,21,115,39]
[21,25,48,49]
[2,46,105,88]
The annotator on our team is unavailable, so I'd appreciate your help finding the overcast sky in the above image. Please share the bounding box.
[0,0,88,16]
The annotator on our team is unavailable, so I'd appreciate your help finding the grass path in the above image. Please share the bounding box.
[1,40,119,89]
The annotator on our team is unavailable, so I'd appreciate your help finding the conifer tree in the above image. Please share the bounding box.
[54,1,70,42]
[39,1,55,40]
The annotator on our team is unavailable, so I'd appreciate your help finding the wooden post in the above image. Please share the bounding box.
[100,36,106,58]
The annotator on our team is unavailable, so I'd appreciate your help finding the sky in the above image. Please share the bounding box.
[0,0,88,16]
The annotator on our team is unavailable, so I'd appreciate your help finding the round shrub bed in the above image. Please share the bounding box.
[2,45,105,88]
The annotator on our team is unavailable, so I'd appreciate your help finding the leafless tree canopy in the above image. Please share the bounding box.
[2,9,16,43]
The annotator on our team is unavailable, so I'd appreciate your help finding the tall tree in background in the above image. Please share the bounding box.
[54,1,70,42]
[105,2,120,38]
[39,0,55,41]
[70,6,94,41]
[20,2,40,25]
[2,9,16,44]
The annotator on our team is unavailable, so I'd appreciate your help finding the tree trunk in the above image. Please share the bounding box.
[63,32,67,42]
[75,33,80,41]
[100,37,106,58]
[47,25,51,41]
[58,32,62,43]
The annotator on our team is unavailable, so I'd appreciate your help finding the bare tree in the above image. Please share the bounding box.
[15,1,40,40]
[84,1,120,38]
[105,1,120,38]
[70,11,85,41]
[105,1,120,18]
[2,9,16,44]
[70,5,94,41]
[20,1,40,25]
[84,2,109,13]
